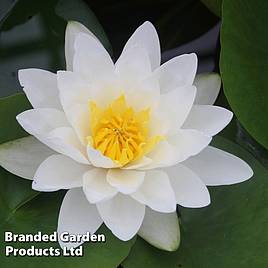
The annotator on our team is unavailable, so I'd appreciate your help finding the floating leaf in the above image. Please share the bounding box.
[220,0,268,149]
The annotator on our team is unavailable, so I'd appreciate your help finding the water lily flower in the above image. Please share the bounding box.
[0,21,253,251]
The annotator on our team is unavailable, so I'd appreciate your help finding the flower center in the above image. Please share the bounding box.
[87,95,162,166]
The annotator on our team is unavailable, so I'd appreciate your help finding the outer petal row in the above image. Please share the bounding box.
[9,138,251,195]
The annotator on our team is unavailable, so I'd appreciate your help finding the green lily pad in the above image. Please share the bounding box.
[220,0,268,149]
[0,93,31,144]
[122,136,268,268]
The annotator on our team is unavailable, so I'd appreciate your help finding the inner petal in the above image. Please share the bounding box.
[87,94,162,166]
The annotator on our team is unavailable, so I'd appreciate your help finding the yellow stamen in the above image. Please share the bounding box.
[87,95,163,166]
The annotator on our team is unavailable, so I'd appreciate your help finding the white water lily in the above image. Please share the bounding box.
[0,21,253,251]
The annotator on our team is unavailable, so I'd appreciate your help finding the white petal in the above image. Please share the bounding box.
[121,21,160,70]
[18,69,61,109]
[142,141,176,169]
[73,33,114,83]
[0,136,54,180]
[65,21,97,71]
[166,164,210,208]
[87,146,119,168]
[97,194,145,241]
[194,72,221,105]
[157,85,196,134]
[154,53,197,93]
[138,207,180,251]
[33,154,89,191]
[57,71,93,145]
[183,146,253,186]
[183,105,233,136]
[48,127,88,164]
[107,169,145,194]
[83,168,117,203]
[16,109,88,164]
[167,129,212,163]
[58,188,103,249]
[58,70,118,125]
[131,170,176,213]
[143,130,211,170]
[149,111,171,136]
[57,72,95,112]
[116,45,151,83]
[122,157,152,170]
[57,71,92,108]
[65,104,90,146]
[16,108,68,135]
[124,75,160,111]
